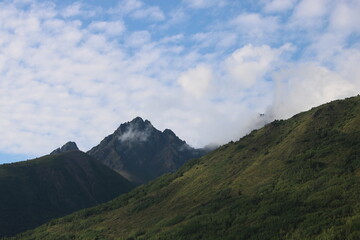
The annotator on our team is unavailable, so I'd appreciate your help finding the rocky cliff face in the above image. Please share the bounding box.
[87,117,209,184]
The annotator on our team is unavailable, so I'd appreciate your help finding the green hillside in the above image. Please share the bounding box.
[0,151,134,237]
[12,95,360,239]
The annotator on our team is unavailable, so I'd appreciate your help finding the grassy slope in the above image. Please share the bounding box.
[0,151,134,237]
[12,95,360,240]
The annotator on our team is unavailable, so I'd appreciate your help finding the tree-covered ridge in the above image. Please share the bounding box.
[0,151,134,237]
[12,95,360,239]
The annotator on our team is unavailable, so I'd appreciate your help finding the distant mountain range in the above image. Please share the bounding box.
[87,117,210,184]
[0,117,209,237]
[12,95,360,239]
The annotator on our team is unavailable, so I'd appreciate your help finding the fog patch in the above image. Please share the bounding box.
[178,143,192,152]
[118,125,153,144]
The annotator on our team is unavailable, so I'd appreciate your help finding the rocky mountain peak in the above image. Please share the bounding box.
[115,117,155,144]
[130,116,145,124]
[163,128,176,136]
[88,117,210,184]
[116,117,153,132]
[50,141,79,155]
[130,117,153,129]
[163,128,182,142]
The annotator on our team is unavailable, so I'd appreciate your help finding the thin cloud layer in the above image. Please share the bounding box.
[0,0,359,159]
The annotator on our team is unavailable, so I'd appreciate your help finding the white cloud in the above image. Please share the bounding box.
[230,13,279,43]
[293,0,330,19]
[61,2,97,19]
[290,0,331,28]
[263,0,298,13]
[118,124,152,144]
[125,31,151,47]
[269,62,359,119]
[183,0,227,9]
[297,0,360,62]
[0,2,130,154]
[191,31,238,50]
[112,0,143,15]
[159,34,184,44]
[1,0,360,159]
[334,49,360,82]
[131,6,165,21]
[178,65,213,98]
[168,8,187,23]
[109,0,165,21]
[61,2,82,17]
[225,44,291,87]
[183,0,207,8]
[329,0,360,34]
[89,21,125,36]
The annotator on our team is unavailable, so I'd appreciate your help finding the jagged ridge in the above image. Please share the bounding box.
[87,117,208,184]
[50,141,79,155]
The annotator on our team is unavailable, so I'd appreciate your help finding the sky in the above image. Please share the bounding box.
[1,0,360,163]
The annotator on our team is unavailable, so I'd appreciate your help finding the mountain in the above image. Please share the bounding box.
[13,95,360,240]
[0,150,134,237]
[50,141,79,155]
[87,117,208,184]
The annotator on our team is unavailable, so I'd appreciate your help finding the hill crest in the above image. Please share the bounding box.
[14,95,360,239]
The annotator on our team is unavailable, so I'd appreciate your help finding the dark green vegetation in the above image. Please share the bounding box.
[88,117,209,184]
[10,96,360,239]
[0,151,134,237]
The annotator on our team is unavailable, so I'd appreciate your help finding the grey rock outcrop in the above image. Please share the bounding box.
[51,141,79,155]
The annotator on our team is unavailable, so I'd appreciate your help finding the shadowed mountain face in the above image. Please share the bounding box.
[87,117,208,184]
[15,95,360,240]
[0,151,134,237]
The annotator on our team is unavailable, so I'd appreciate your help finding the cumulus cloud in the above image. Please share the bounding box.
[88,21,125,36]
[0,0,359,159]
[178,65,213,98]
[268,63,357,119]
[182,0,227,9]
[293,0,330,19]
[0,1,126,154]
[131,6,165,21]
[329,0,360,34]
[110,0,143,15]
[290,0,331,29]
[191,31,238,51]
[263,0,298,13]
[109,0,165,21]
[125,31,151,47]
[230,13,279,43]
[61,2,83,18]
[225,44,292,87]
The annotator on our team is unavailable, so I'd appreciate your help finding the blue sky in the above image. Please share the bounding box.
[1,0,360,164]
